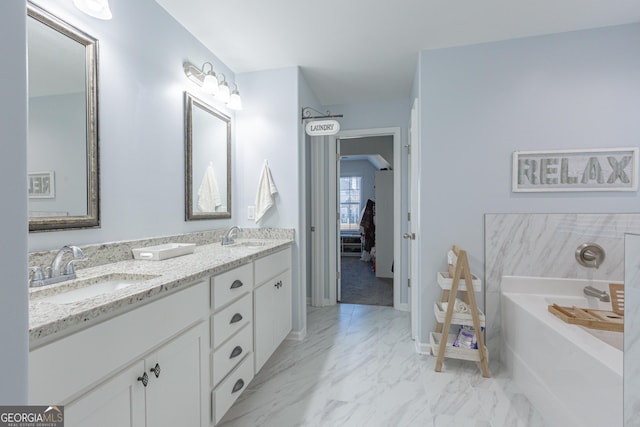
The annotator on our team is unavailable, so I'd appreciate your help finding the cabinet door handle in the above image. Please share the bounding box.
[230,346,243,359]
[230,313,243,324]
[232,378,245,393]
[137,372,149,387]
[230,280,243,289]
[150,363,161,378]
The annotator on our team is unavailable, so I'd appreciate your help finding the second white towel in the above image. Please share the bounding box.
[255,160,278,223]
[441,298,469,314]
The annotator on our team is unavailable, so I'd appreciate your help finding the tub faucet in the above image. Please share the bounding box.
[583,286,610,302]
[222,226,241,246]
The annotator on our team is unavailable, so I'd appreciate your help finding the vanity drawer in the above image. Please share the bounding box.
[212,324,253,387]
[211,293,252,349]
[212,263,253,310]
[213,354,254,425]
[254,247,291,284]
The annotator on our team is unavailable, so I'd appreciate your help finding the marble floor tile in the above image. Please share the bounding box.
[219,304,545,427]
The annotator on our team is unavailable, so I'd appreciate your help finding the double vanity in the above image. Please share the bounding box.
[28,233,293,427]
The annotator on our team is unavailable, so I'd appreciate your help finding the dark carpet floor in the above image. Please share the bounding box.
[340,256,393,306]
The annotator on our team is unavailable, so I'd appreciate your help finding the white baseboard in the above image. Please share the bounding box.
[395,303,409,312]
[287,327,307,341]
[414,339,431,355]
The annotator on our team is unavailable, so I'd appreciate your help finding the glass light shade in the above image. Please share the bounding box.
[202,73,219,95]
[72,0,113,20]
[228,90,243,110]
[217,81,230,103]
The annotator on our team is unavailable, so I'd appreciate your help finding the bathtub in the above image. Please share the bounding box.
[501,276,623,427]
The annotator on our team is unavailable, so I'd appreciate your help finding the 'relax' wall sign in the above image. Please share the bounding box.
[512,147,638,192]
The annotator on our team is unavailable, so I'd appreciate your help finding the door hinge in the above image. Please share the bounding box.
[407,212,411,221]
[337,271,341,280]
[405,144,411,154]
[336,212,340,220]
[408,278,411,288]
[311,226,316,232]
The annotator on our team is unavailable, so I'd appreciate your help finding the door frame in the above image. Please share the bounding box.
[323,127,403,308]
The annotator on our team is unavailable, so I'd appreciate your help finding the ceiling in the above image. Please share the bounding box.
[155,0,640,106]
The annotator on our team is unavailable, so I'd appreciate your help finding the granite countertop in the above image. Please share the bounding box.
[29,238,293,345]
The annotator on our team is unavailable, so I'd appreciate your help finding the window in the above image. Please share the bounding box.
[339,176,362,231]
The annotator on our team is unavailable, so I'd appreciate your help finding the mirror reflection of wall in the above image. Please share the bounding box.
[625,233,640,425]
[27,10,88,217]
[192,105,228,213]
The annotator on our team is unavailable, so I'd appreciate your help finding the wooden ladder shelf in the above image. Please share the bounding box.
[431,245,490,378]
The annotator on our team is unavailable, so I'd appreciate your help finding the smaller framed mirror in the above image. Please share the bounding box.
[185,92,231,220]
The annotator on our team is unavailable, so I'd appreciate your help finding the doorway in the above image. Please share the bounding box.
[338,136,394,306]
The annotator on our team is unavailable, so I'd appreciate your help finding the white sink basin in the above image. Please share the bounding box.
[37,274,157,305]
[231,241,266,248]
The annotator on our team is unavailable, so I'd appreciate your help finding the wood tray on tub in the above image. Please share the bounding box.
[548,304,623,332]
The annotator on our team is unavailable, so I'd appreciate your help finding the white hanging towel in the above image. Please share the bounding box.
[255,160,278,223]
[198,164,222,212]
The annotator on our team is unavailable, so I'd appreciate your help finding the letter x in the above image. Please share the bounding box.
[607,156,631,184]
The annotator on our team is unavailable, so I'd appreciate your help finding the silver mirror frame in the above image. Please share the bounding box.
[184,92,232,220]
[27,3,100,232]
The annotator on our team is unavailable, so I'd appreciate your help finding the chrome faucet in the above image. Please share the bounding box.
[583,285,610,302]
[29,245,86,287]
[221,226,241,246]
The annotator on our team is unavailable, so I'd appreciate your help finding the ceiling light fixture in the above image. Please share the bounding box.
[72,0,113,20]
[183,62,241,109]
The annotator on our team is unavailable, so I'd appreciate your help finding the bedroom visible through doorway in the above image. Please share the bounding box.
[338,135,394,306]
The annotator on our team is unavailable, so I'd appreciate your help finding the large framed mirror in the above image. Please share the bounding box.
[184,92,231,220]
[27,3,100,232]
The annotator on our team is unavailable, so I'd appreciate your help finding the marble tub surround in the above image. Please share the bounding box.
[28,227,295,271]
[29,236,293,346]
[485,213,640,359]
[625,234,640,426]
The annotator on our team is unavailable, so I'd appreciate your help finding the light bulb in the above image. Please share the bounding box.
[202,73,219,95]
[218,81,230,104]
[72,0,113,20]
[228,89,242,110]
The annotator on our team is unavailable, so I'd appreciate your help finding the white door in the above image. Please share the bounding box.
[146,322,208,427]
[65,361,146,427]
[409,98,419,340]
[336,139,342,302]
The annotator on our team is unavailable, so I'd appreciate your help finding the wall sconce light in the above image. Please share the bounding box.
[72,0,113,20]
[183,62,242,110]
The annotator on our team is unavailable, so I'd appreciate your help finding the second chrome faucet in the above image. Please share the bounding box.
[29,245,86,287]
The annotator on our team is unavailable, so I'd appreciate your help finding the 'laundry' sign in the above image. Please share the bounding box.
[305,120,340,136]
[512,148,638,192]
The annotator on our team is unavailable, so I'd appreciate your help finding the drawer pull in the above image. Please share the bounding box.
[137,372,149,387]
[232,378,245,393]
[230,346,243,359]
[230,280,243,289]
[150,363,161,378]
[230,313,243,324]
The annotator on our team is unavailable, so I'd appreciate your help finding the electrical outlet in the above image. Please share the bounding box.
[248,205,255,220]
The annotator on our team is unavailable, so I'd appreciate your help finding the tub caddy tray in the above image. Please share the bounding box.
[548,304,623,332]
[434,302,485,327]
[430,332,489,362]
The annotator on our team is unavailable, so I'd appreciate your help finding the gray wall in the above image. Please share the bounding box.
[625,233,640,426]
[235,66,303,335]
[28,92,87,216]
[28,0,237,251]
[340,135,394,166]
[416,23,640,345]
[0,0,28,404]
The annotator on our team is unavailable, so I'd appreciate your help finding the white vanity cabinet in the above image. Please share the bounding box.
[253,248,292,372]
[210,263,255,425]
[29,281,210,427]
